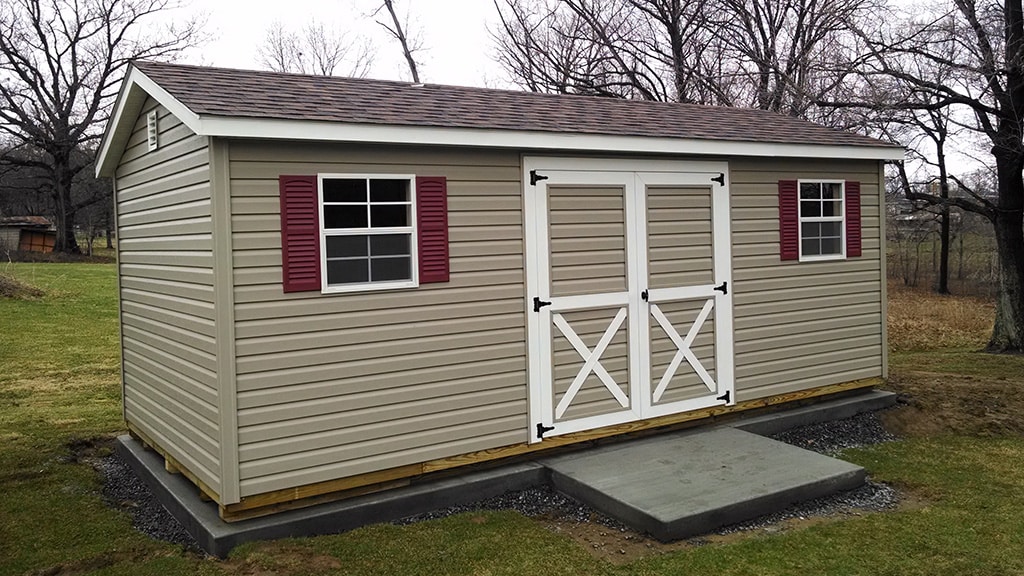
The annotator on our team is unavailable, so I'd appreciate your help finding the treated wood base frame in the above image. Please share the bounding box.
[217,377,882,521]
[126,422,222,504]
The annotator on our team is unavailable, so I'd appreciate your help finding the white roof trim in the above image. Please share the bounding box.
[97,70,904,177]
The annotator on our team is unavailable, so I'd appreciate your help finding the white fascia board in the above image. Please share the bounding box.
[200,116,906,161]
[96,67,203,177]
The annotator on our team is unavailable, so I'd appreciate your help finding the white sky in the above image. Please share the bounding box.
[171,0,504,87]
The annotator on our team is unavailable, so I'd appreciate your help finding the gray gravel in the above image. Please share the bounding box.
[93,454,201,552]
[95,410,900,546]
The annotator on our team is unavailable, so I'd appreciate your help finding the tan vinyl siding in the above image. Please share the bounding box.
[115,100,221,495]
[730,158,885,401]
[228,141,527,496]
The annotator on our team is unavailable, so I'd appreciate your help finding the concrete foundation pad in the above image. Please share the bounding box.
[116,389,894,556]
[541,427,866,541]
[115,436,546,558]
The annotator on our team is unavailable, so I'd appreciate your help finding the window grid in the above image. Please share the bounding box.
[798,180,845,261]
[319,175,418,292]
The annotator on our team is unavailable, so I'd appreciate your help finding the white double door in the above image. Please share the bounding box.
[525,158,734,442]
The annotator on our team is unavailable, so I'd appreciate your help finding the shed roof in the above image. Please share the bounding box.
[97,61,903,177]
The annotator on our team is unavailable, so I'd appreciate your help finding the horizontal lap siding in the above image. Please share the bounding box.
[115,101,221,494]
[730,159,884,401]
[228,141,527,496]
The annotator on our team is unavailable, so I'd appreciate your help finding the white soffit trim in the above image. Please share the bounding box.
[202,116,906,161]
[96,67,202,177]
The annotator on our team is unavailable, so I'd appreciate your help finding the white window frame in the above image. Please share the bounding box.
[798,179,846,262]
[318,173,419,294]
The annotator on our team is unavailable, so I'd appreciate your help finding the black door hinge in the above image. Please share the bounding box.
[641,289,649,302]
[536,423,555,439]
[711,173,725,186]
[530,170,549,186]
[533,296,552,312]
[714,281,728,295]
[717,390,731,403]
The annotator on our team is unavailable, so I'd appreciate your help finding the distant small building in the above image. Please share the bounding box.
[0,216,56,253]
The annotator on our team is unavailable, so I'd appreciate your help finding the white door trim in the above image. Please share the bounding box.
[524,157,734,443]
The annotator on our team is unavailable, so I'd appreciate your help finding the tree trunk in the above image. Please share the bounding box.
[987,152,1024,352]
[51,161,81,254]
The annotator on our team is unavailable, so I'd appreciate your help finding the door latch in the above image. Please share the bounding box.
[641,289,649,302]
[533,296,552,312]
[714,281,728,295]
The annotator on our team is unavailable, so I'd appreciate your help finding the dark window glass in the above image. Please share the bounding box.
[370,179,409,202]
[323,178,366,203]
[801,222,820,238]
[326,258,369,285]
[820,221,842,238]
[821,200,843,217]
[370,204,409,227]
[821,237,841,255]
[822,182,842,200]
[800,183,821,200]
[802,239,820,256]
[371,256,411,281]
[326,235,368,258]
[801,200,821,218]
[323,205,368,229]
[370,234,410,256]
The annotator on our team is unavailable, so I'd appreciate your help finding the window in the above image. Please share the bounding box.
[278,173,449,294]
[799,180,844,259]
[320,175,417,292]
[777,179,861,262]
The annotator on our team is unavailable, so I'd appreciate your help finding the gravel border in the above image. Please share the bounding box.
[94,409,900,548]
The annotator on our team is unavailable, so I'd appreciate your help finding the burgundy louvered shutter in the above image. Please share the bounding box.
[416,176,449,283]
[778,180,799,261]
[845,180,862,258]
[279,175,321,292]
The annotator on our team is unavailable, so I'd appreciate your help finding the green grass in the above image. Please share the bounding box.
[3,263,1024,575]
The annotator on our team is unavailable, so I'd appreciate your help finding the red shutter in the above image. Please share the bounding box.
[279,175,321,292]
[845,180,862,258]
[416,176,450,283]
[778,180,799,261]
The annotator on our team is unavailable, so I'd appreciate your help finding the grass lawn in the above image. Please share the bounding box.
[3,263,1024,575]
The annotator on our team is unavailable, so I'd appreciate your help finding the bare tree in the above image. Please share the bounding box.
[491,0,874,111]
[0,0,203,253]
[375,0,423,82]
[256,20,374,77]
[832,0,1024,351]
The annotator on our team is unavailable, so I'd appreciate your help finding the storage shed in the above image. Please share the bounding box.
[96,61,904,520]
[0,216,56,253]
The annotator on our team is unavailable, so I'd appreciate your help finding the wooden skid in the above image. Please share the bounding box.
[126,422,221,504]
[213,377,881,522]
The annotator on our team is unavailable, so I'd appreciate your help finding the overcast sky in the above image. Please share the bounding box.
[171,0,504,87]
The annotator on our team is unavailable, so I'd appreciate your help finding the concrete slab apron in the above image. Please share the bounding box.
[541,426,866,542]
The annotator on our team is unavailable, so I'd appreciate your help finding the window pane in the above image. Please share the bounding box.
[324,205,367,229]
[822,182,843,200]
[326,235,368,258]
[820,221,843,237]
[326,258,369,285]
[323,179,366,203]
[802,239,820,256]
[821,237,841,255]
[800,183,821,200]
[801,222,821,238]
[370,234,410,256]
[370,204,409,227]
[801,200,821,218]
[370,179,409,202]
[821,200,842,217]
[370,256,411,281]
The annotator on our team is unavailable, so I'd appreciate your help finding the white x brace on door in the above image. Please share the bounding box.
[524,158,734,442]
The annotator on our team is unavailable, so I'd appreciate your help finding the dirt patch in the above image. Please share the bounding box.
[0,272,45,299]
[221,542,343,575]
[884,370,1024,437]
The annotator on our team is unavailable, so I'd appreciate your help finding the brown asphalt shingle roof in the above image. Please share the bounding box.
[133,60,895,149]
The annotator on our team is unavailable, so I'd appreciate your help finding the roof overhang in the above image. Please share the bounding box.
[97,68,905,177]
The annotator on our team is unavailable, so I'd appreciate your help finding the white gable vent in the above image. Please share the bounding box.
[146,111,158,151]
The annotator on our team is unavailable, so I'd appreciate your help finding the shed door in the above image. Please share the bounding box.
[525,160,734,442]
